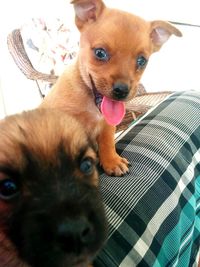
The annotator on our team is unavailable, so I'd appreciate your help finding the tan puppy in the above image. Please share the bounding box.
[41,0,182,176]
[0,109,107,267]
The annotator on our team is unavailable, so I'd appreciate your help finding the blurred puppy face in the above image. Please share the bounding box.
[0,109,107,267]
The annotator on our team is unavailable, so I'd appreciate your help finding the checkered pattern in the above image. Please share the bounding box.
[94,91,200,267]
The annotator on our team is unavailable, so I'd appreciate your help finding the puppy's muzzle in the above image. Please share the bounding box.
[57,216,94,254]
[8,179,107,267]
[112,82,129,100]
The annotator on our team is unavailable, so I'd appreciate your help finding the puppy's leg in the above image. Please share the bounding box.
[98,121,129,176]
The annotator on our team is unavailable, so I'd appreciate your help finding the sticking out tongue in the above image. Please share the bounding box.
[100,96,125,126]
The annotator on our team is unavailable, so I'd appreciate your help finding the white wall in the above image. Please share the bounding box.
[106,0,200,25]
[0,33,42,117]
[141,25,200,92]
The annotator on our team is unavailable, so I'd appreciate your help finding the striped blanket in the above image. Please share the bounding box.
[94,91,200,267]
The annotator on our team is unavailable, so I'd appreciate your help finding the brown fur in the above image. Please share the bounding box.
[0,109,107,267]
[40,0,182,176]
[0,109,97,181]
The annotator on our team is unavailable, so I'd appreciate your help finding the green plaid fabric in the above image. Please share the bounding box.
[95,91,200,267]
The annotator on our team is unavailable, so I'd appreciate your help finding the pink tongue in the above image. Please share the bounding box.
[100,96,125,126]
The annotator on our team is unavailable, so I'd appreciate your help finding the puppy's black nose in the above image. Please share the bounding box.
[113,83,129,100]
[57,217,94,254]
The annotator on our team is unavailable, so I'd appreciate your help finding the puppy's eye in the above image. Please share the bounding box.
[94,48,109,61]
[80,158,94,175]
[0,178,19,200]
[136,56,148,69]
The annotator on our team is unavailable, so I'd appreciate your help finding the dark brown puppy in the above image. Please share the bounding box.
[0,109,107,267]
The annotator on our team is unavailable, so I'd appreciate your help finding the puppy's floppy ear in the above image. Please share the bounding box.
[150,20,182,52]
[71,0,105,30]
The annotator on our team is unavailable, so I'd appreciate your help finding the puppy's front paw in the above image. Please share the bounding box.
[101,154,130,176]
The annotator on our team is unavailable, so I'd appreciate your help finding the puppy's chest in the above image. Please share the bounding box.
[75,103,103,136]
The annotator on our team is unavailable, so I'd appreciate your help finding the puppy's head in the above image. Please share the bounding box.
[71,0,182,100]
[0,109,107,267]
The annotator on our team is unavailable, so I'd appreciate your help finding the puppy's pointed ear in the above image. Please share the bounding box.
[150,20,182,52]
[71,0,105,30]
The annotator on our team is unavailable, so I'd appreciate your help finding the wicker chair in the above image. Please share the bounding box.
[7,28,171,131]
